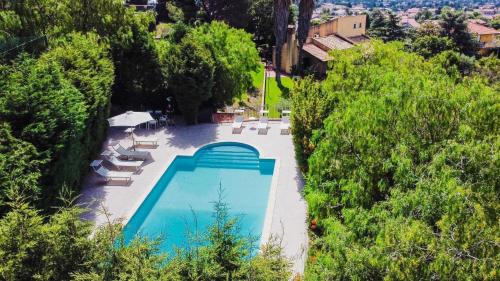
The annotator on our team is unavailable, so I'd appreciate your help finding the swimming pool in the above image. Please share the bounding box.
[123,142,276,253]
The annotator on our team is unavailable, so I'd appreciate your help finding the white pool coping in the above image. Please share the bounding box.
[260,158,280,246]
[79,121,308,274]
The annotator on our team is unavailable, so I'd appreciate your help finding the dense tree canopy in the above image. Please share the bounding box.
[0,194,292,280]
[368,9,405,42]
[291,41,499,280]
[190,22,260,107]
[247,0,275,46]
[1,1,260,206]
[199,0,251,29]
[439,10,479,57]
[0,33,114,208]
[157,21,259,123]
[3,1,498,279]
[290,76,336,170]
[0,10,21,43]
[0,1,280,278]
[0,123,42,212]
[409,35,455,59]
[168,34,215,124]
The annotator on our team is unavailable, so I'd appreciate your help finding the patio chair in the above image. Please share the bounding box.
[257,117,269,135]
[108,156,143,172]
[147,119,158,130]
[112,144,151,160]
[280,116,290,135]
[132,133,158,147]
[232,115,244,134]
[158,115,168,126]
[96,166,133,183]
[92,164,133,184]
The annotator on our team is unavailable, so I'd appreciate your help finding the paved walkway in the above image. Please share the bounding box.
[79,121,308,274]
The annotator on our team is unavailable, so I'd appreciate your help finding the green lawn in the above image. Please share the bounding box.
[265,75,293,118]
[234,63,265,108]
[252,63,265,90]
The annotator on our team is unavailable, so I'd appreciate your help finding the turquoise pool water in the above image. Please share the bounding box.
[123,142,275,253]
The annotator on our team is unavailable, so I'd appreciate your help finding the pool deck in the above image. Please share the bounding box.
[79,121,308,274]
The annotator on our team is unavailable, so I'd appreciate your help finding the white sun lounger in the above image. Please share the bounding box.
[108,156,143,171]
[132,134,158,146]
[112,144,151,160]
[232,115,244,133]
[258,117,269,135]
[280,116,290,135]
[94,166,133,184]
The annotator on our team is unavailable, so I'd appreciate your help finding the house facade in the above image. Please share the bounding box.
[467,21,500,55]
[273,14,369,77]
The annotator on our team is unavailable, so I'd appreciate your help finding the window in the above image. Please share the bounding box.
[359,22,362,28]
[353,23,357,29]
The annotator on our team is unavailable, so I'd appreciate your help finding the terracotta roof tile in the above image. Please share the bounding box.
[348,35,370,44]
[313,35,353,50]
[468,22,500,35]
[302,44,332,61]
[401,17,421,28]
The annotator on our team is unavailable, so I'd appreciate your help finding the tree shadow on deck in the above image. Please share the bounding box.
[165,122,219,149]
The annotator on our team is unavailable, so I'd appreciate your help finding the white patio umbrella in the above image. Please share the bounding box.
[107,111,154,128]
[108,111,155,149]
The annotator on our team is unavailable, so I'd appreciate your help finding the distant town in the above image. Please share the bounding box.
[312,1,499,20]
[315,0,500,10]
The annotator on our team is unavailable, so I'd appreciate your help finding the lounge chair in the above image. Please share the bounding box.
[280,117,290,135]
[257,117,269,135]
[232,116,244,134]
[133,134,158,146]
[108,156,143,172]
[112,144,151,160]
[94,166,133,184]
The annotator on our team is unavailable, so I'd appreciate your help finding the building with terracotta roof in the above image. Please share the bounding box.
[400,16,421,29]
[406,8,420,18]
[467,21,500,55]
[273,14,369,77]
[125,0,157,11]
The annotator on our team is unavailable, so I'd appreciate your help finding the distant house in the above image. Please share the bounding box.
[273,15,369,78]
[125,0,157,11]
[400,16,421,29]
[406,8,420,18]
[351,4,367,15]
[476,4,498,19]
[467,21,500,55]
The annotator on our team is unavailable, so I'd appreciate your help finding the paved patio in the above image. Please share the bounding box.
[79,121,308,274]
